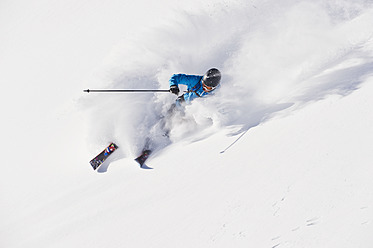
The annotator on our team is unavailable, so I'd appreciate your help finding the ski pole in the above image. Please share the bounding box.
[84,89,170,93]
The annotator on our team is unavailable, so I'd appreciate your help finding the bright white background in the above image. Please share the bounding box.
[1,0,373,247]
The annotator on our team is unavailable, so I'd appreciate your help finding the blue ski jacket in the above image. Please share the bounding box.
[169,74,216,103]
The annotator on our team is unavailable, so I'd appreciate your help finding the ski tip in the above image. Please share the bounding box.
[134,158,153,169]
[134,157,143,166]
[134,150,152,168]
[109,142,119,149]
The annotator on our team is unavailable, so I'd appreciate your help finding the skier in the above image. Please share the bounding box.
[169,68,221,108]
[164,67,222,128]
[135,68,222,167]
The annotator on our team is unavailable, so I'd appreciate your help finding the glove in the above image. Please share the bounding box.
[169,85,180,95]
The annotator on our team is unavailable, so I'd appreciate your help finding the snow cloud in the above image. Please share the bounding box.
[84,0,373,155]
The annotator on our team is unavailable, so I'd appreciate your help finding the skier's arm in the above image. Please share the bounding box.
[169,74,186,95]
[169,74,202,94]
[170,74,203,86]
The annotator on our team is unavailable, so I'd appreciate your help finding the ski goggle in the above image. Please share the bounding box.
[202,82,214,92]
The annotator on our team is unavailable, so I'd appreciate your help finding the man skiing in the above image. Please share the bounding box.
[135,68,222,167]
[169,68,221,107]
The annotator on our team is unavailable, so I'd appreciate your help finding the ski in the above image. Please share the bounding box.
[134,150,152,167]
[89,143,118,170]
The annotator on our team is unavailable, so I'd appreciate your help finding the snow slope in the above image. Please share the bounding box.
[1,0,373,247]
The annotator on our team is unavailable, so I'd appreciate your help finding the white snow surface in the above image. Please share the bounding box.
[1,0,373,247]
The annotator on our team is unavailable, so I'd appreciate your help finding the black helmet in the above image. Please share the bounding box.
[202,68,221,89]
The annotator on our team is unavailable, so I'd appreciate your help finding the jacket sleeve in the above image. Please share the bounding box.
[169,74,201,88]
